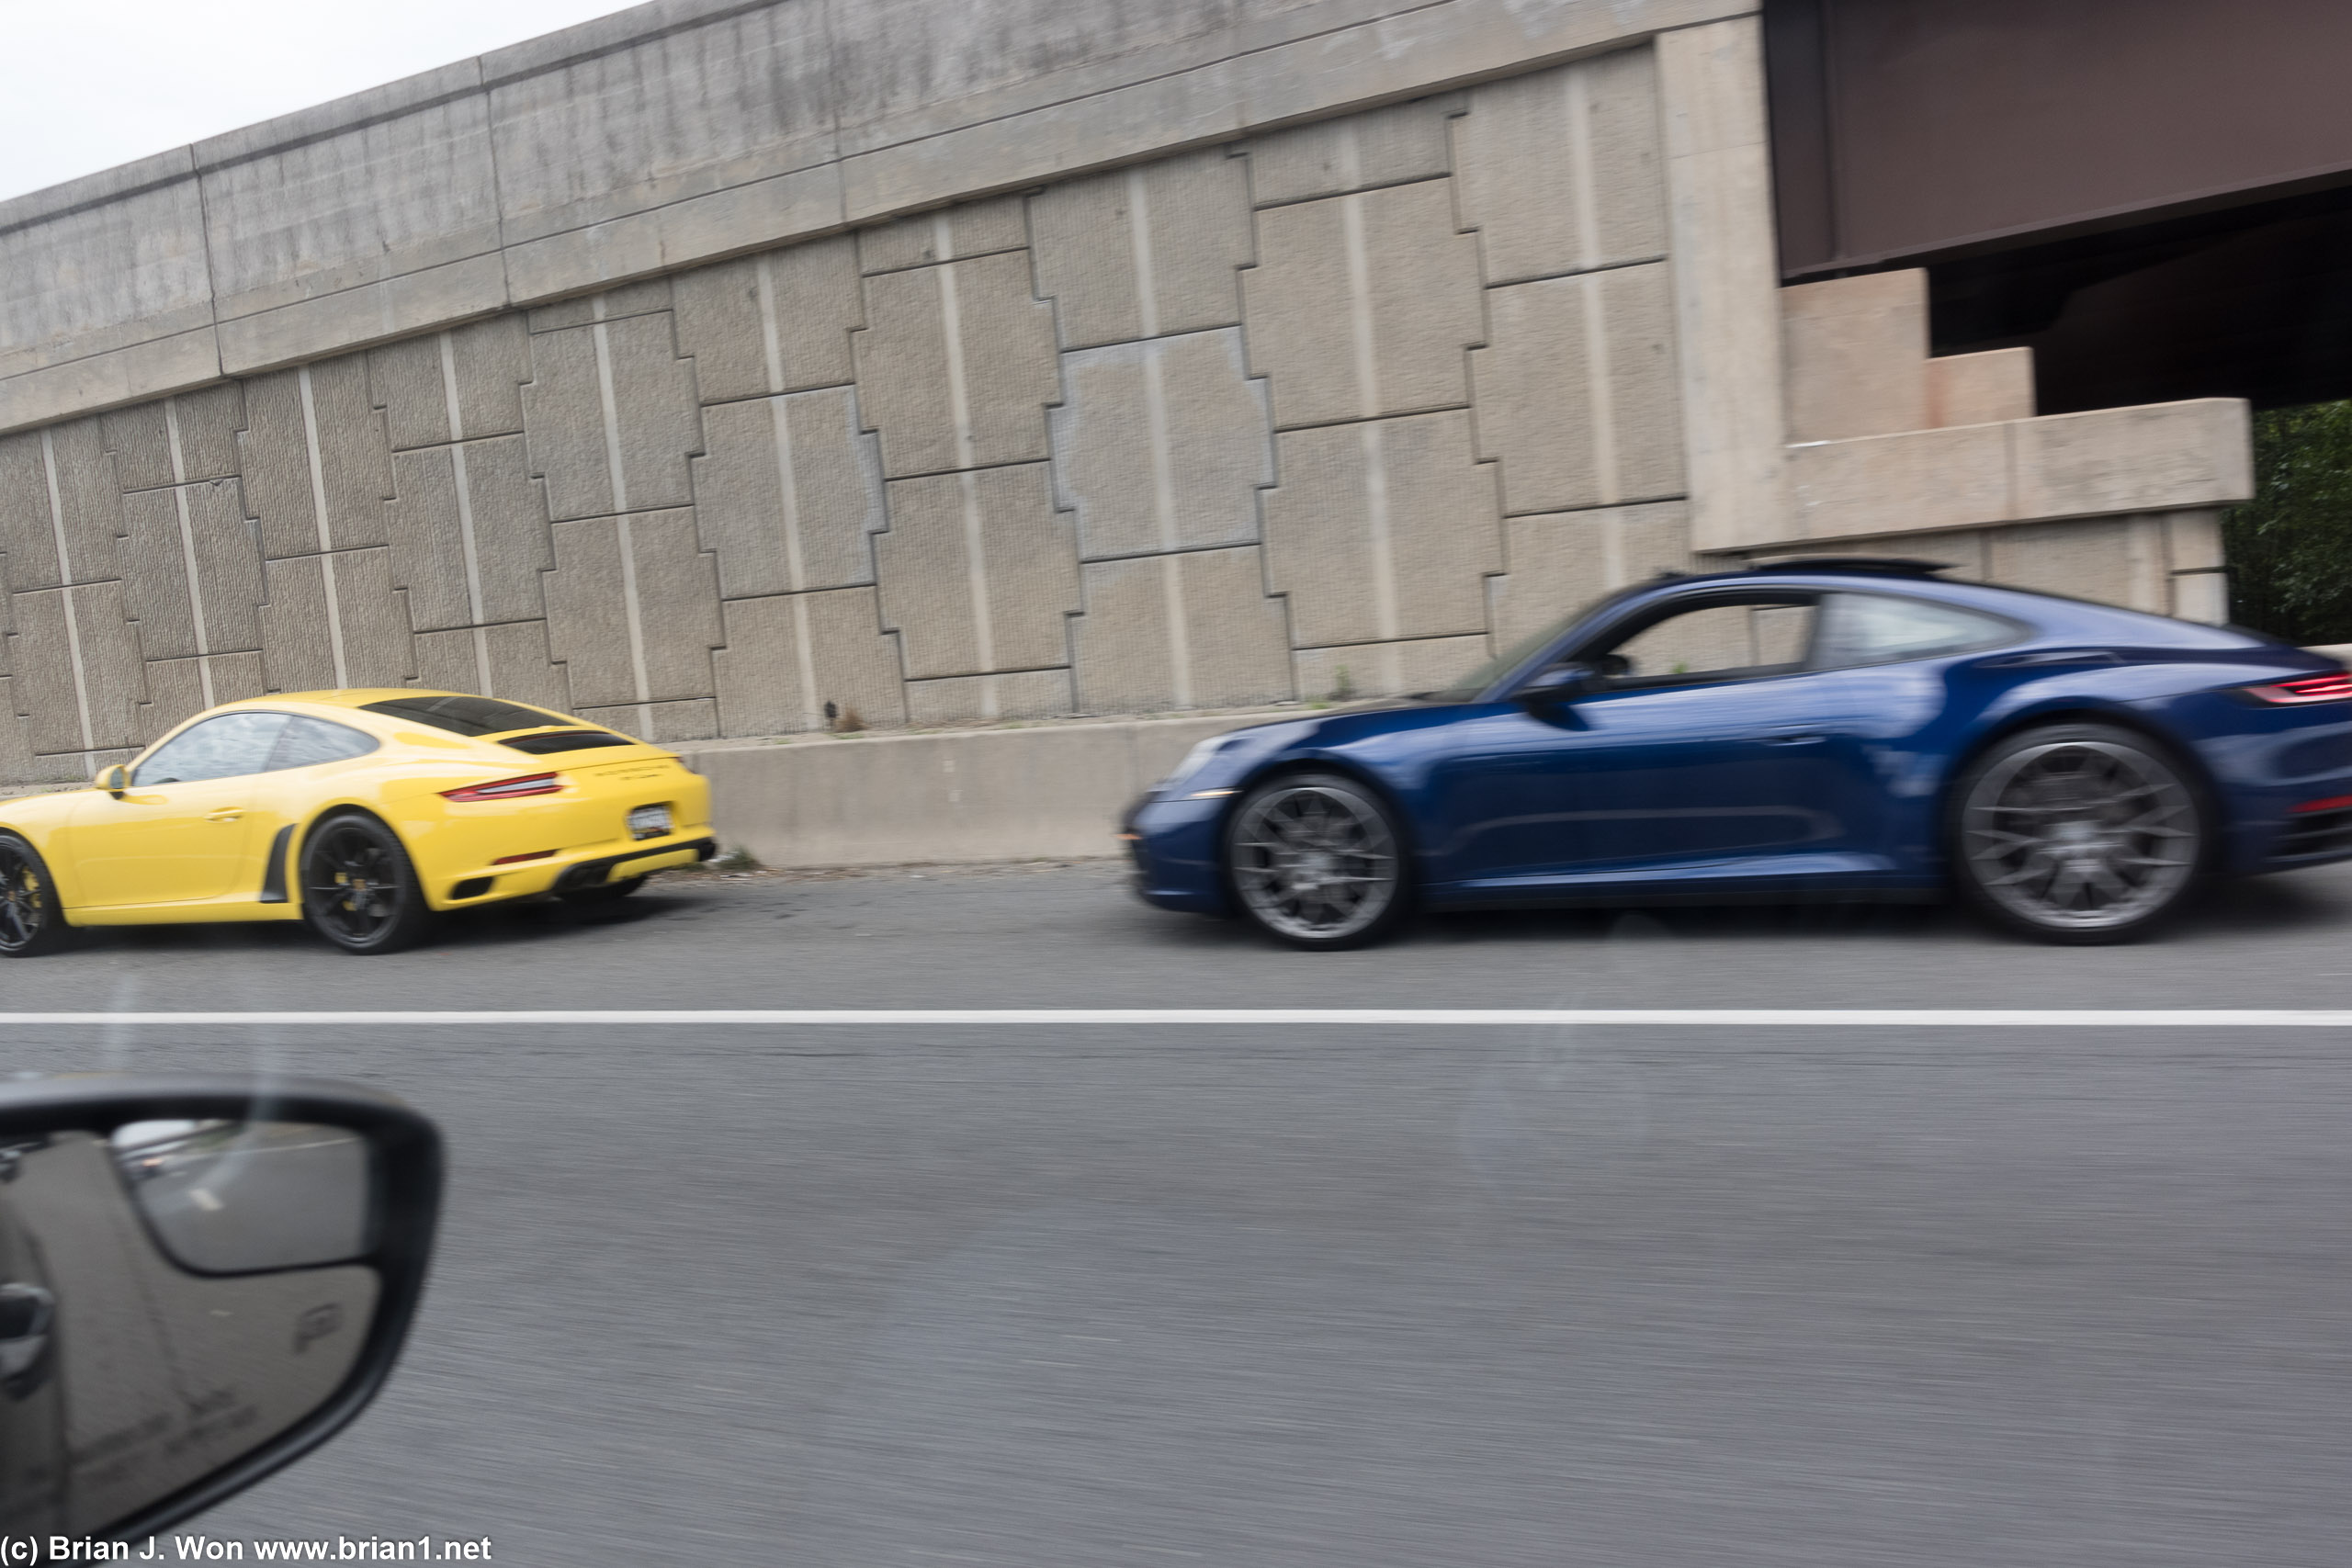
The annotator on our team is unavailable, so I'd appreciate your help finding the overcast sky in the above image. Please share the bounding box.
[0,0,635,202]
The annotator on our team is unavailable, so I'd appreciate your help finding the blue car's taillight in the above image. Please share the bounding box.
[2243,671,2352,705]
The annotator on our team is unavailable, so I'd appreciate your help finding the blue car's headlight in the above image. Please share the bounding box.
[1159,736,1236,796]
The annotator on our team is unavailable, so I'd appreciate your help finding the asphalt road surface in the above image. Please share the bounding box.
[16,861,2352,1566]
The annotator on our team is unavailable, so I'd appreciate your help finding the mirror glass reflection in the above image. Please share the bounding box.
[0,1122,380,1536]
[113,1121,372,1273]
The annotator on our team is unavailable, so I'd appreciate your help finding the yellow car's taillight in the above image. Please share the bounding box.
[440,773,562,802]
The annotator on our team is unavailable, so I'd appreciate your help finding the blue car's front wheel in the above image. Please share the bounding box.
[1224,773,1409,951]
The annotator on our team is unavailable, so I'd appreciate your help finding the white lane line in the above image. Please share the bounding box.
[0,1010,2349,1028]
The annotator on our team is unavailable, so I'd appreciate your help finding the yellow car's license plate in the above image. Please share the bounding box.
[627,805,672,840]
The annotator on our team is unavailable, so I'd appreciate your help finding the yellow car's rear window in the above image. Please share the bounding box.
[359,695,574,737]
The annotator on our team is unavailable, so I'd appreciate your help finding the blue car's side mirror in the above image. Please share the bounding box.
[1516,662,1599,707]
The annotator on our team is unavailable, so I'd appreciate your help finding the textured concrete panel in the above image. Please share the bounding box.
[237,361,394,558]
[104,384,244,491]
[1263,411,1502,648]
[0,680,31,783]
[1658,16,1791,554]
[2167,507,2225,574]
[2174,570,2229,625]
[499,162,846,311]
[542,509,725,707]
[258,549,416,693]
[8,583,145,753]
[216,252,512,379]
[488,2,835,247]
[576,697,719,744]
[410,620,572,713]
[1987,517,2172,615]
[854,251,1061,478]
[876,464,1081,680]
[1242,180,1484,427]
[526,279,673,334]
[121,479,266,660]
[693,389,886,599]
[1780,270,1931,443]
[1785,423,2014,541]
[0,330,223,440]
[139,651,266,745]
[1074,547,1292,712]
[904,668,1074,726]
[673,236,863,401]
[1491,501,1691,647]
[0,153,211,383]
[1051,329,1272,558]
[371,317,530,449]
[1295,634,1489,701]
[713,588,908,736]
[387,435,554,632]
[0,421,124,588]
[1471,263,1683,514]
[522,312,703,523]
[1248,96,1459,206]
[200,79,502,321]
[2012,400,2254,519]
[1029,150,1252,348]
[1453,50,1667,285]
[0,439,44,590]
[1927,348,2034,429]
[857,196,1027,274]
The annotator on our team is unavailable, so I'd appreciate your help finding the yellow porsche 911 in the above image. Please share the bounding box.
[0,692,715,956]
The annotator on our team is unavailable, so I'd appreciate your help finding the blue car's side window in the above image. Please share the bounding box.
[1812,593,2018,669]
[1586,594,1820,690]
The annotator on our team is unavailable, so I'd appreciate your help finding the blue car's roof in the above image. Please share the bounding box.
[1655,567,2267,651]
[1424,562,2282,706]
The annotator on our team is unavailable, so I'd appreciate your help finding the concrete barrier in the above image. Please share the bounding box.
[676,712,1293,868]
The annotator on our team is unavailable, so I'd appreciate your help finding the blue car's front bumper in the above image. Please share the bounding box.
[1123,791,1230,914]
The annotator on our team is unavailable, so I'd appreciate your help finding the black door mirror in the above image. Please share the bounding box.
[0,1076,440,1542]
[1515,662,1599,707]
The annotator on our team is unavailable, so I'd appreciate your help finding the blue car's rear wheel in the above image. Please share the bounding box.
[303,814,433,955]
[0,834,73,956]
[1224,773,1408,950]
[1951,723,2205,943]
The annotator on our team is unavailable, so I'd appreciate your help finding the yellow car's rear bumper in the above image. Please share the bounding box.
[432,833,718,908]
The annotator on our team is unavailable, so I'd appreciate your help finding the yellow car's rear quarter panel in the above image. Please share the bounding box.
[388,752,711,907]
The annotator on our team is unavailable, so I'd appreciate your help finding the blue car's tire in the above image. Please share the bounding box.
[1223,772,1410,951]
[1950,722,2206,944]
[0,834,74,956]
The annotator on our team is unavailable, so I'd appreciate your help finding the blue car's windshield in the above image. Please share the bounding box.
[1419,590,1620,701]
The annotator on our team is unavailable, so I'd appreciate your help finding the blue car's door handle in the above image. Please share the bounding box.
[1766,730,1826,746]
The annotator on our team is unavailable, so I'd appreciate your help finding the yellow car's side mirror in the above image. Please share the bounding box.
[95,764,129,796]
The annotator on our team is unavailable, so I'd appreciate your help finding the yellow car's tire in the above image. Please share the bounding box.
[0,834,74,957]
[301,813,434,955]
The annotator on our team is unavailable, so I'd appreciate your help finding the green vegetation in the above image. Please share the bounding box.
[2224,401,2352,645]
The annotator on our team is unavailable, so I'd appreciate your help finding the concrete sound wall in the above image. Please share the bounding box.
[0,1,1766,784]
[0,0,2253,799]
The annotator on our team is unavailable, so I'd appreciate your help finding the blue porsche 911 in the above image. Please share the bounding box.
[1123,559,2352,949]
